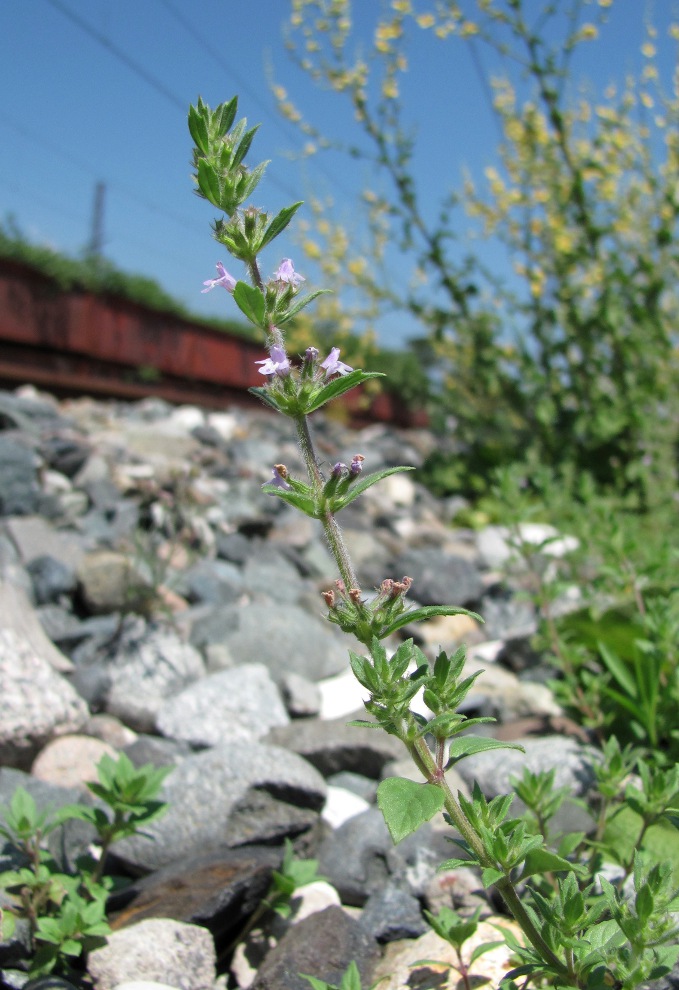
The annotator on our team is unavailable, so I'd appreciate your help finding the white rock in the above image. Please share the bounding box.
[206,411,239,440]
[87,918,216,990]
[168,405,205,431]
[0,627,89,769]
[318,667,368,720]
[478,523,578,570]
[322,785,371,829]
[31,734,118,790]
[113,983,181,990]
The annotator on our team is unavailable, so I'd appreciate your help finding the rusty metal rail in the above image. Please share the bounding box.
[0,257,420,425]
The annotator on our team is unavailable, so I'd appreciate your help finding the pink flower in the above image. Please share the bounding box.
[202,261,237,293]
[268,465,292,491]
[274,258,305,287]
[255,344,291,377]
[320,347,353,378]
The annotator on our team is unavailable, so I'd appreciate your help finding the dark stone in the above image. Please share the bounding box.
[0,438,40,517]
[109,845,281,955]
[360,880,428,942]
[319,807,457,907]
[391,547,484,607]
[26,556,77,605]
[40,435,90,478]
[0,769,96,874]
[215,530,254,565]
[266,718,403,779]
[251,906,379,990]
[123,735,194,769]
[109,742,326,874]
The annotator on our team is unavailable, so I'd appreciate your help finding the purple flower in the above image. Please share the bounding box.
[320,347,353,378]
[331,462,347,477]
[202,261,237,294]
[274,258,305,287]
[267,465,292,491]
[305,346,319,363]
[255,344,291,377]
[350,454,365,476]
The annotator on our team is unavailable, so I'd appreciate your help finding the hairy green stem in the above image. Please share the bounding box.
[410,735,569,978]
[292,394,566,978]
[294,413,359,590]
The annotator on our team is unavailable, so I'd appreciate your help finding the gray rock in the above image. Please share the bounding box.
[104,621,206,733]
[0,437,41,516]
[456,735,598,799]
[0,579,74,673]
[0,628,89,770]
[326,772,378,804]
[174,558,242,605]
[111,742,326,872]
[3,516,87,569]
[241,546,305,603]
[191,603,349,681]
[480,586,537,643]
[156,664,289,747]
[266,717,403,778]
[124,735,193,769]
[77,549,153,615]
[279,671,322,718]
[391,547,484,607]
[214,531,254,565]
[86,918,216,990]
[251,906,379,990]
[0,768,97,873]
[319,805,457,907]
[360,880,428,942]
[40,433,90,478]
[26,555,77,605]
[108,845,282,954]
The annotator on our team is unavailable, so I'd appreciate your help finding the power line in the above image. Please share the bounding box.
[157,0,358,201]
[0,111,199,234]
[42,0,306,203]
[43,0,186,112]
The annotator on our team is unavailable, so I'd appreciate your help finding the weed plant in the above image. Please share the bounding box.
[186,94,679,989]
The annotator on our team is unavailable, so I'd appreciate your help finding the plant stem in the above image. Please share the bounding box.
[294,413,359,590]
[293,401,567,979]
[410,735,569,978]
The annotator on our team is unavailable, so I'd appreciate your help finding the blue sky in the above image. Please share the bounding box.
[1,1,676,348]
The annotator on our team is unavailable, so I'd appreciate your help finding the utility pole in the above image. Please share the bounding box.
[85,181,106,261]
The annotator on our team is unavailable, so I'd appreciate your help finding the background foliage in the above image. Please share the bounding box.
[275,0,679,505]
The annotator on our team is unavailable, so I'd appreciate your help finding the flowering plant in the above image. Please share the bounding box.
[189,95,679,990]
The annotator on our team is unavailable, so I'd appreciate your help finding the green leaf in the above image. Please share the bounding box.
[260,483,318,518]
[0,908,16,941]
[187,105,210,155]
[233,281,266,327]
[381,606,483,639]
[277,289,332,325]
[438,856,477,870]
[447,737,525,765]
[332,467,415,511]
[196,157,221,206]
[481,866,505,888]
[469,940,507,965]
[598,641,638,697]
[215,96,238,135]
[232,124,260,168]
[377,777,445,844]
[340,961,362,990]
[259,202,304,251]
[248,385,286,413]
[519,848,580,880]
[304,370,385,414]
